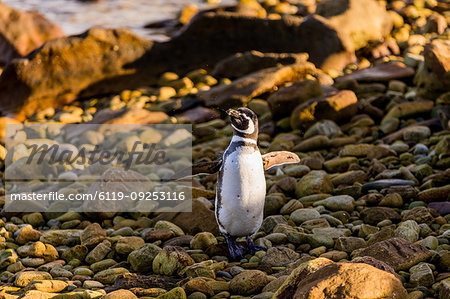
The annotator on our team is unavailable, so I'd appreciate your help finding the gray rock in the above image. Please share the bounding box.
[409,262,434,287]
[304,120,342,139]
[403,126,431,142]
[313,195,355,212]
[261,246,300,267]
[128,244,162,273]
[334,237,366,253]
[290,209,321,225]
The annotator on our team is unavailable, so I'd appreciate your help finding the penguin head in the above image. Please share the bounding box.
[227,107,258,139]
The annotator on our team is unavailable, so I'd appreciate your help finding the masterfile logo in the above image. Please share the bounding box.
[4,123,193,213]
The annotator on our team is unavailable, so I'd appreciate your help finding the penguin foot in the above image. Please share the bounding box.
[224,235,244,260]
[246,236,267,255]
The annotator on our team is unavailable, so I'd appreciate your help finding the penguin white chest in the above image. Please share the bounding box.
[216,146,266,237]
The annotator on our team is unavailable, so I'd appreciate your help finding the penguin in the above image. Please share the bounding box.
[173,107,300,259]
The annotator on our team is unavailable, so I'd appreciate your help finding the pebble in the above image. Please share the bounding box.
[229,270,269,296]
[290,209,321,225]
[403,126,431,142]
[313,195,355,212]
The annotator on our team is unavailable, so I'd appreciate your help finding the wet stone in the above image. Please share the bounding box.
[290,209,321,225]
[409,262,434,287]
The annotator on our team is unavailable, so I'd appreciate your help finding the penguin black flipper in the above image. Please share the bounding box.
[262,151,300,170]
[170,159,223,180]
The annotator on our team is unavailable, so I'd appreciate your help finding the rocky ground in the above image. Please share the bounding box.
[0,0,449,298]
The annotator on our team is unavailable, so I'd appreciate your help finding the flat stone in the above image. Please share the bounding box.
[334,237,367,253]
[290,209,321,225]
[417,185,450,203]
[382,101,434,123]
[360,207,401,225]
[428,202,450,216]
[313,195,355,212]
[361,179,415,193]
[336,62,415,82]
[23,280,68,293]
[353,238,433,271]
[290,90,358,129]
[85,240,112,264]
[323,157,358,173]
[261,247,300,267]
[15,271,52,287]
[409,262,434,287]
[292,135,330,152]
[200,63,315,108]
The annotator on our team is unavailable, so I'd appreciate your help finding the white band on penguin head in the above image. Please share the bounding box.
[231,114,254,134]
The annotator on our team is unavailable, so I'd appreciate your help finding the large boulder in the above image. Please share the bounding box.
[160,0,391,73]
[274,258,407,298]
[0,0,393,119]
[0,27,153,120]
[0,3,64,65]
[154,12,353,74]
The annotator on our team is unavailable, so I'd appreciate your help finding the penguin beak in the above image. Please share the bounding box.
[226,109,240,119]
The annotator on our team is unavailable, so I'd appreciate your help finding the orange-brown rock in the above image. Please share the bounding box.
[274,258,407,299]
[0,28,153,120]
[0,3,64,65]
[290,90,358,129]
